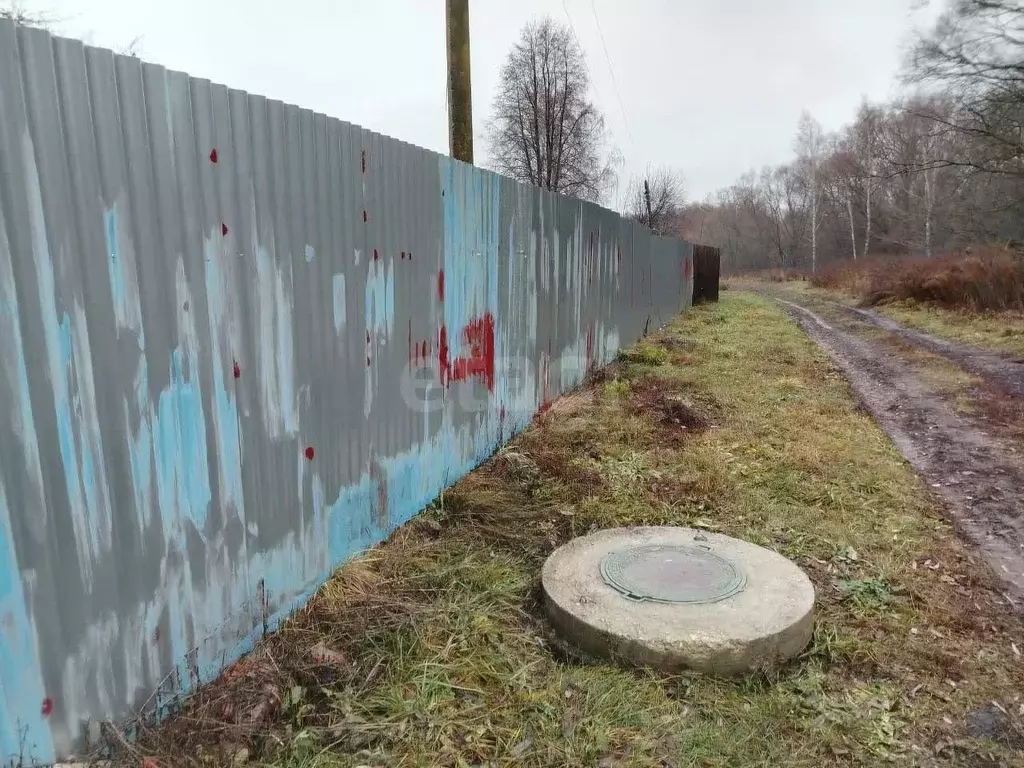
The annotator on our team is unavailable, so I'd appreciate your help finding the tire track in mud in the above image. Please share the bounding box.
[774,295,1024,603]
[843,304,1024,398]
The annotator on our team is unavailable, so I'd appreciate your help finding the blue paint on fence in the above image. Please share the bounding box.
[153,347,212,538]
[0,485,55,766]
[364,258,394,337]
[439,160,501,357]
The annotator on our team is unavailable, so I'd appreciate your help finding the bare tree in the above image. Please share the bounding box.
[850,103,883,259]
[825,139,861,260]
[0,1,57,28]
[624,167,687,234]
[486,17,616,202]
[120,35,144,58]
[908,0,1024,177]
[795,111,825,272]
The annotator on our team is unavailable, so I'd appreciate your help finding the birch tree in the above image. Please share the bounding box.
[795,112,825,272]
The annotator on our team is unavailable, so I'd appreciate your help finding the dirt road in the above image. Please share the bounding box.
[763,286,1024,602]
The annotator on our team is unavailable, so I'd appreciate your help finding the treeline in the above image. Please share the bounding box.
[676,0,1024,273]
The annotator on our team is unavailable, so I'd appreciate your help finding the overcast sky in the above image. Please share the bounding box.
[17,0,942,206]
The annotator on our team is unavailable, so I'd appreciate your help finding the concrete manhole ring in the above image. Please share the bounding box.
[542,526,815,675]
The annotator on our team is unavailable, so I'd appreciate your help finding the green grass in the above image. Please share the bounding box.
[618,342,669,366]
[784,279,1024,357]
[131,293,1024,768]
[876,301,1024,357]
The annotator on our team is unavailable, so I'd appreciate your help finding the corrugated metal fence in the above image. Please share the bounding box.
[0,20,693,764]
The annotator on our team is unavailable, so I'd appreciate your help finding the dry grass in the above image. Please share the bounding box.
[876,302,1024,358]
[811,247,1024,312]
[739,267,808,284]
[121,293,1024,768]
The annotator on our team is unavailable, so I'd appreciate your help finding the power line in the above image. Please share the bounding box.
[561,0,604,107]
[589,0,634,149]
[562,0,637,210]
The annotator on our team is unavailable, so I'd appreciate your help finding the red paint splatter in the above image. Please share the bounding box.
[361,149,366,173]
[373,248,379,261]
[437,269,445,301]
[499,404,506,422]
[41,698,53,717]
[438,313,496,391]
[232,360,241,379]
[449,316,493,386]
[221,222,229,236]
[362,210,368,223]
[209,148,218,163]
[304,446,315,461]
[438,325,450,386]
[683,256,693,280]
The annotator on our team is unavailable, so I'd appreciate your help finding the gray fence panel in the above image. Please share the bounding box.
[0,20,694,765]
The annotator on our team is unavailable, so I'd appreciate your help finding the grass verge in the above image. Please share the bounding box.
[770,278,1024,359]
[872,302,1024,359]
[126,293,1024,768]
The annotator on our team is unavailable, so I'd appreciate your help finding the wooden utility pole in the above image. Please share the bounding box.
[445,0,473,164]
[643,179,653,228]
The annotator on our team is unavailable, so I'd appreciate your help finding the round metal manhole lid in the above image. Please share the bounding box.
[600,544,746,604]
